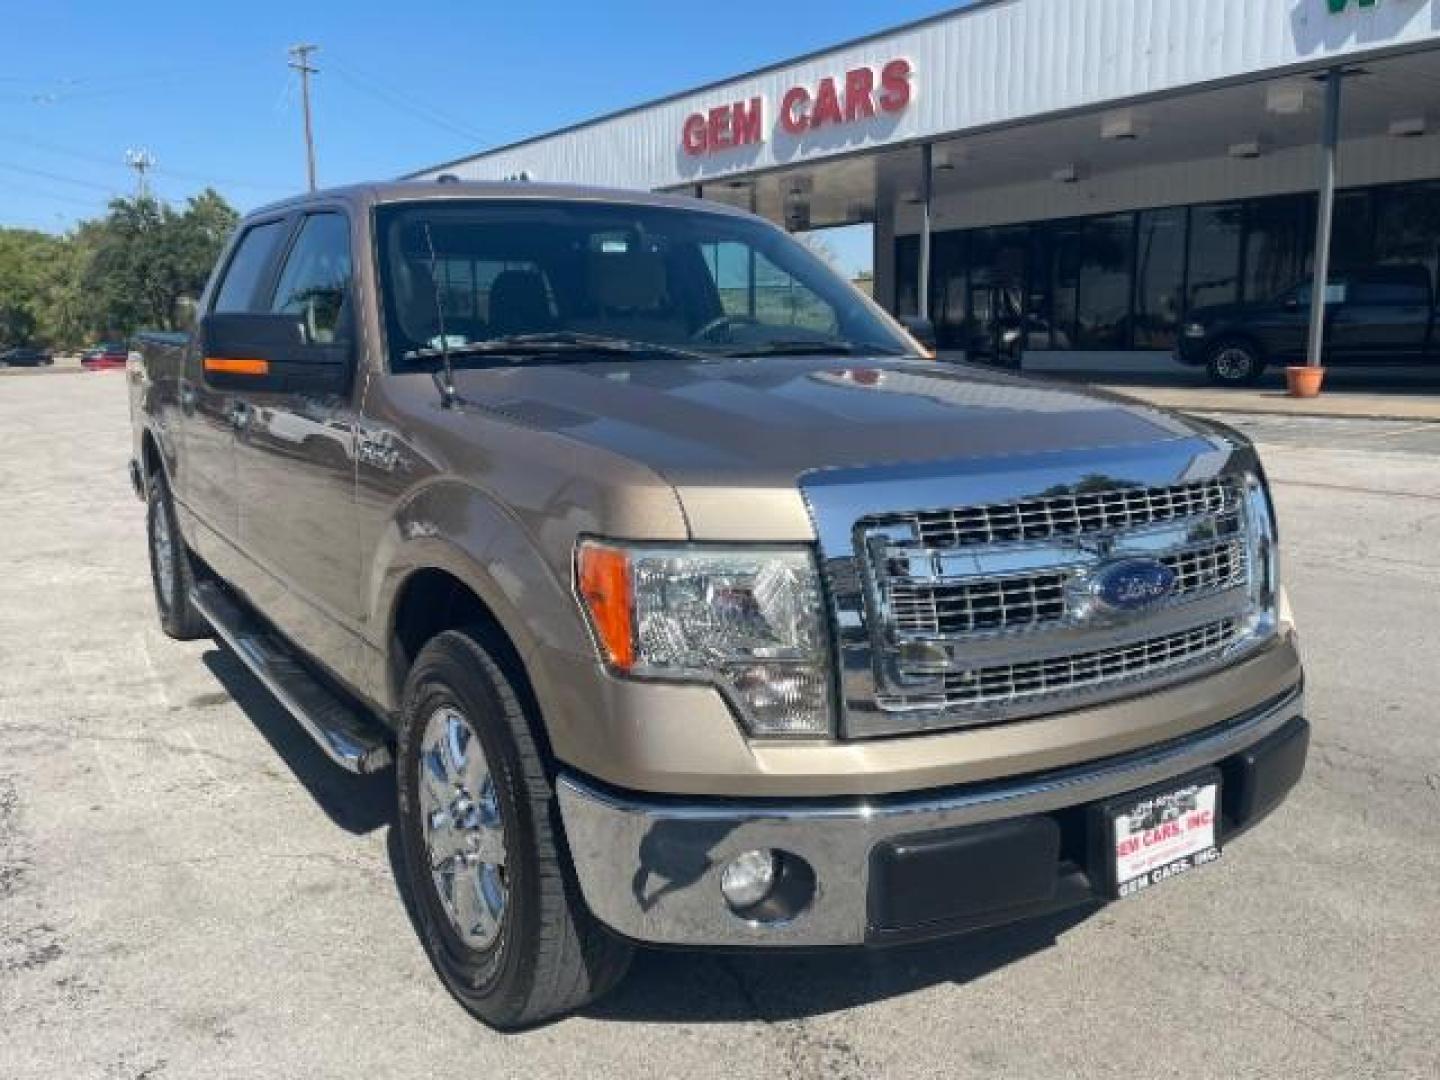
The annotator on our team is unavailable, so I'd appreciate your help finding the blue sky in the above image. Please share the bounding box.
[0,0,958,272]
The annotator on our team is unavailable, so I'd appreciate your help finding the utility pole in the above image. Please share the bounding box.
[288,43,319,192]
[124,148,155,200]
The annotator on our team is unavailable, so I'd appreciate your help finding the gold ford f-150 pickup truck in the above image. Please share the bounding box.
[129,182,1307,1028]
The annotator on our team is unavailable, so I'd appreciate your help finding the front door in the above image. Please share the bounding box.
[229,209,368,690]
[179,216,291,570]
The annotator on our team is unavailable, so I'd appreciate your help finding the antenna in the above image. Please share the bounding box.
[124,148,155,200]
[421,222,457,408]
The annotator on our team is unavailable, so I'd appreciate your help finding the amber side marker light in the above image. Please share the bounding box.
[203,356,270,376]
[577,542,635,671]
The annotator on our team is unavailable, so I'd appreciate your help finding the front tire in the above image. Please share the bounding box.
[1205,339,1265,386]
[396,628,632,1029]
[146,472,208,640]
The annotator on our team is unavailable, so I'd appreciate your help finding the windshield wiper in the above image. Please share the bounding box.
[715,340,908,358]
[403,332,712,367]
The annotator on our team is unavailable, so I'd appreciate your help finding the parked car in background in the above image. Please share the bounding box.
[1,345,54,367]
[82,342,130,371]
[1178,264,1438,385]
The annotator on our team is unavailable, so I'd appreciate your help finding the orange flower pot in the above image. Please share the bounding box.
[1286,366,1326,398]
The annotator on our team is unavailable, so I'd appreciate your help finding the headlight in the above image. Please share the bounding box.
[1183,322,1207,339]
[1242,472,1280,638]
[576,541,834,737]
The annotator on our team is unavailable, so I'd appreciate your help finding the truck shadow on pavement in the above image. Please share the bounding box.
[203,642,1103,1026]
[201,648,395,835]
[379,824,1101,1026]
[583,904,1101,1025]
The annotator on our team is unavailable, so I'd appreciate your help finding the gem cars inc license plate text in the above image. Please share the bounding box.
[1111,778,1221,899]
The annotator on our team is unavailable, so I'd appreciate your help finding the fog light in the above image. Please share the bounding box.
[720,849,778,911]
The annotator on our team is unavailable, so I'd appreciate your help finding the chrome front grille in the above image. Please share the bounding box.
[890,572,1068,636]
[928,619,1237,711]
[855,474,1259,735]
[913,478,1237,550]
[1161,539,1247,597]
[888,536,1246,639]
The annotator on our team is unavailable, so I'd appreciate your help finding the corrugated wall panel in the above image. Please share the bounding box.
[413,0,1440,190]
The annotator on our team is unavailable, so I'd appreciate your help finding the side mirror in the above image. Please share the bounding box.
[200,311,351,395]
[900,315,938,353]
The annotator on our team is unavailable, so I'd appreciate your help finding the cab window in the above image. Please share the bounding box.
[212,219,288,313]
[269,213,353,343]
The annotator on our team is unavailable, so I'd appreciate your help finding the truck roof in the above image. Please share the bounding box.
[247,180,752,220]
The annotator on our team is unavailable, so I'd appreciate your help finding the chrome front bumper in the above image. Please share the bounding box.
[557,685,1305,948]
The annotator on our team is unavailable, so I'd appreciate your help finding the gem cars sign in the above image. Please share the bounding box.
[681,59,914,157]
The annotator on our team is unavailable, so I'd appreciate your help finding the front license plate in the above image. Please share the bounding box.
[1104,771,1221,900]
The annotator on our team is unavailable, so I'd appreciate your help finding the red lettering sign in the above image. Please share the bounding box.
[879,58,913,114]
[681,60,913,155]
[682,96,767,157]
[844,67,876,122]
[780,86,811,135]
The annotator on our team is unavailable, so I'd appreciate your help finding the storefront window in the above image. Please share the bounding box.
[895,235,920,318]
[1048,223,1082,351]
[1375,182,1440,298]
[1244,195,1313,302]
[930,231,968,349]
[1076,214,1134,348]
[1186,203,1242,310]
[1331,190,1376,274]
[1133,208,1186,349]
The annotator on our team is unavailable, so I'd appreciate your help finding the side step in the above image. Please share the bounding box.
[190,582,394,774]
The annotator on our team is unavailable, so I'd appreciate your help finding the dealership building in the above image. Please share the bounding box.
[411,0,1440,371]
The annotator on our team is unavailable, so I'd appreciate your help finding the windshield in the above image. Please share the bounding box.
[374,199,913,370]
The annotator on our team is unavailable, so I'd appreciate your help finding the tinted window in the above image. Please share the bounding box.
[213,220,288,313]
[1244,196,1312,304]
[375,200,910,369]
[269,213,353,343]
[1187,204,1242,310]
[1133,208,1185,349]
[1351,278,1429,306]
[1076,214,1134,348]
[700,241,838,335]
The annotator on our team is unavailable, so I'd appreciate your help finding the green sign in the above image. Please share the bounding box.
[1327,0,1378,11]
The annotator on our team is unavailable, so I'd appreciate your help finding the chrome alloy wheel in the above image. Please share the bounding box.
[1212,346,1255,382]
[150,496,176,611]
[419,705,508,949]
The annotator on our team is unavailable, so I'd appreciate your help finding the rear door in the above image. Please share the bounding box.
[181,216,291,564]
[229,209,367,682]
[1330,270,1433,362]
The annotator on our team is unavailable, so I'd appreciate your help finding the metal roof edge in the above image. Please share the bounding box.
[399,0,1006,179]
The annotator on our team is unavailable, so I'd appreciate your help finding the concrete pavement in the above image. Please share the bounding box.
[2,373,1437,1079]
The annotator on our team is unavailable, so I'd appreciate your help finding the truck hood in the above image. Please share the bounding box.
[450,357,1221,538]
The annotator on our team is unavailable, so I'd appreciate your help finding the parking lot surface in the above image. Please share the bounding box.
[2,373,1437,1079]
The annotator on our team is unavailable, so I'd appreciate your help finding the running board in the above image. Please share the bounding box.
[190,582,394,774]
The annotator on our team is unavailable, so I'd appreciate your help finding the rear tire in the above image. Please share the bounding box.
[1205,339,1265,387]
[146,472,208,641]
[396,628,632,1029]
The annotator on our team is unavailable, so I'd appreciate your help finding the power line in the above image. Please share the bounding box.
[0,160,122,195]
[0,128,287,193]
[327,60,486,144]
[0,178,114,212]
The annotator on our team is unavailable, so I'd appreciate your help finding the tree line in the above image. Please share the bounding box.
[0,190,239,349]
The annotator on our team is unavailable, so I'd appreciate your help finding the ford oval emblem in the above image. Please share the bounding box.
[1094,559,1177,612]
